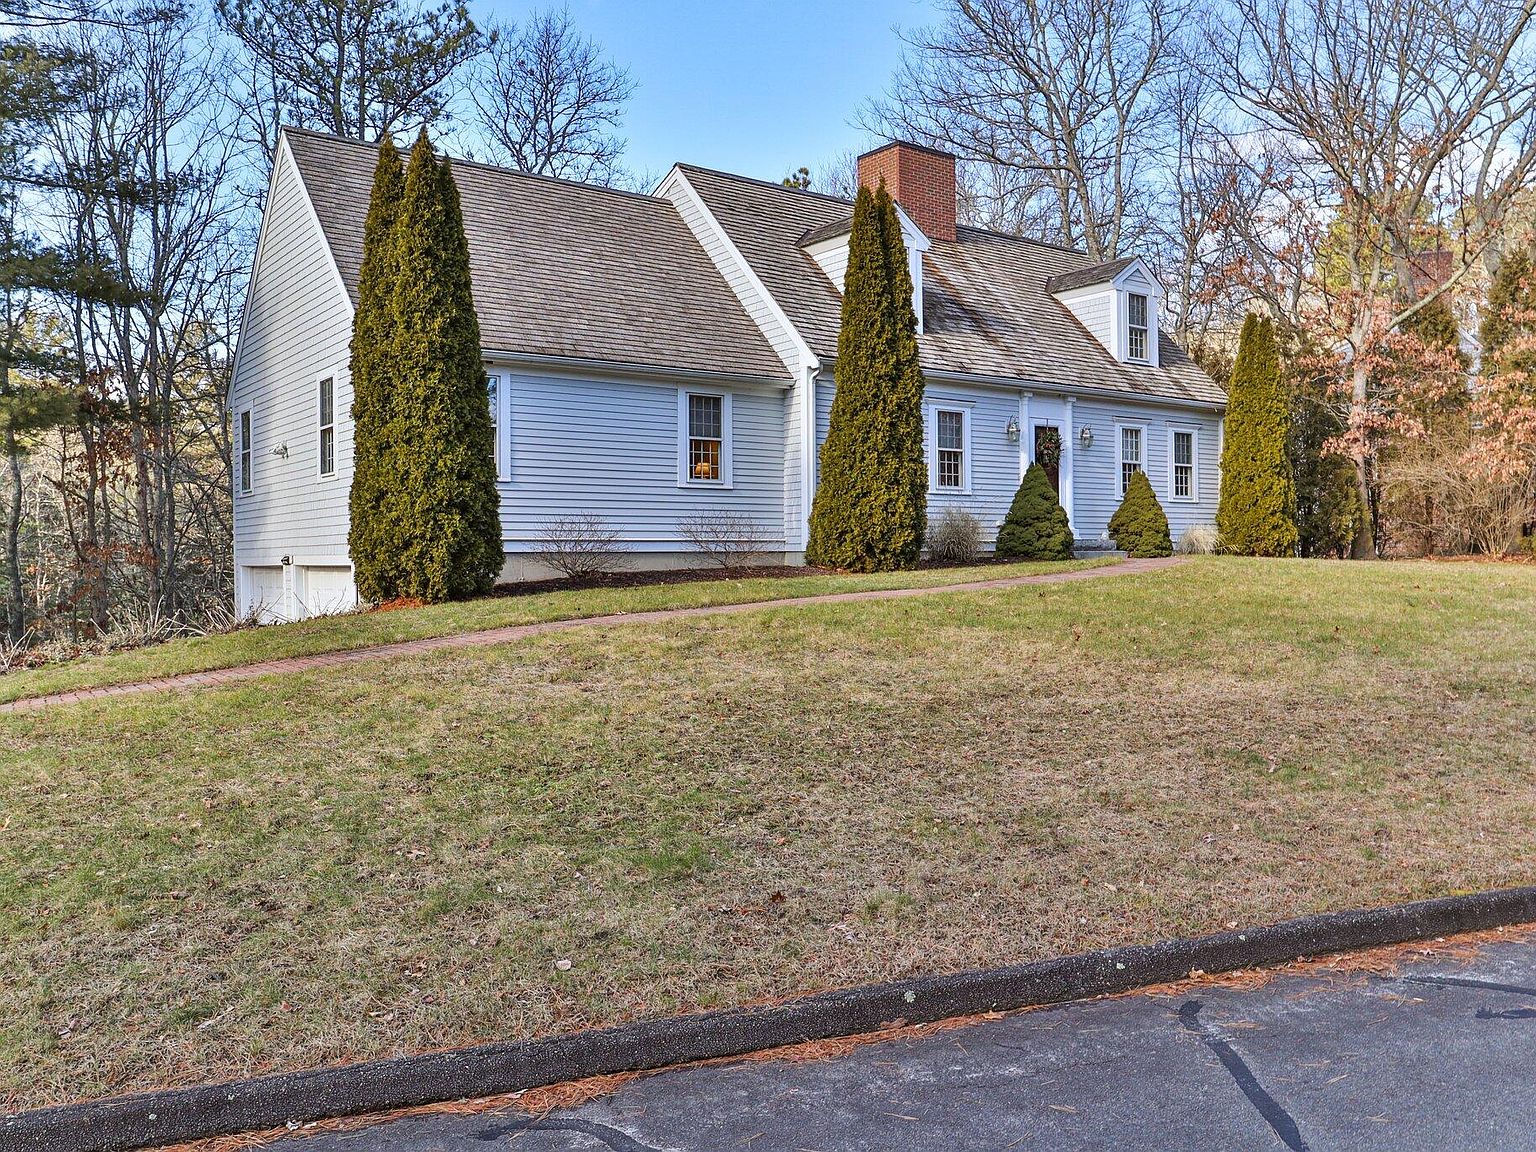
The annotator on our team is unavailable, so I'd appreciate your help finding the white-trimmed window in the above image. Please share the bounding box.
[317,376,336,477]
[930,405,971,492]
[1127,294,1150,362]
[238,408,252,495]
[487,373,502,478]
[1170,428,1198,501]
[1118,424,1145,495]
[679,390,731,486]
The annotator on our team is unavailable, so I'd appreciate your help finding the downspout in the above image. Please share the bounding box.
[1062,396,1077,535]
[801,359,819,550]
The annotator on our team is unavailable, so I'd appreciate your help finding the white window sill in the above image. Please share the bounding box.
[678,481,733,491]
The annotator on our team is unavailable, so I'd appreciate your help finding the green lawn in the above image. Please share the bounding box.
[3,556,1534,1109]
[0,558,1108,705]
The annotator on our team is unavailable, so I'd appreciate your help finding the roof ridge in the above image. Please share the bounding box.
[280,125,671,208]
[676,161,1092,258]
[952,223,1088,257]
[674,162,858,207]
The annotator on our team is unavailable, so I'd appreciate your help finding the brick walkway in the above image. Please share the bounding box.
[0,557,1183,715]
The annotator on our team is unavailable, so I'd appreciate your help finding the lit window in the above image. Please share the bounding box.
[1172,429,1196,500]
[1120,426,1143,495]
[239,410,252,495]
[318,377,335,477]
[935,408,966,490]
[687,393,723,482]
[1128,293,1149,361]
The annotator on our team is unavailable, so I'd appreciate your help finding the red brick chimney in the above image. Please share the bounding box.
[857,141,957,243]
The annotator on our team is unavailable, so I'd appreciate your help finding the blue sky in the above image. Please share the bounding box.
[474,0,939,183]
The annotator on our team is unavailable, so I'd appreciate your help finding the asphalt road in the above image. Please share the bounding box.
[264,936,1536,1151]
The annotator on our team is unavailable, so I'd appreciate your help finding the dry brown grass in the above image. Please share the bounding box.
[3,556,1535,1111]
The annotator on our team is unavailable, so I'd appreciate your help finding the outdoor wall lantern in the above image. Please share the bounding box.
[1005,416,1020,443]
[1078,425,1094,448]
[272,442,289,458]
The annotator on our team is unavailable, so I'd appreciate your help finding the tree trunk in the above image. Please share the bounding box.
[1349,361,1375,559]
[5,424,25,644]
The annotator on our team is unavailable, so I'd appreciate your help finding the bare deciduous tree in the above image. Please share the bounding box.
[216,0,487,161]
[44,6,243,626]
[468,9,634,184]
[1216,0,1536,556]
[868,0,1182,259]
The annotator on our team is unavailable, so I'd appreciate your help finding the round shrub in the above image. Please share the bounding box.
[996,463,1074,560]
[1109,470,1173,557]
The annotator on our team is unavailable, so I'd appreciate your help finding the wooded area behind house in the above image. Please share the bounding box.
[3,0,1536,656]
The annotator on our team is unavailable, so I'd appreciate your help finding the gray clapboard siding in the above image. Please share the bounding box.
[814,378,1026,548]
[230,141,355,585]
[784,376,805,543]
[1070,398,1222,541]
[495,368,790,549]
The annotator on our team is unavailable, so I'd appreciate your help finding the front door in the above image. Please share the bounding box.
[1033,424,1062,492]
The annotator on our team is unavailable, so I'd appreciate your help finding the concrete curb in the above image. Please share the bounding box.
[9,883,1536,1152]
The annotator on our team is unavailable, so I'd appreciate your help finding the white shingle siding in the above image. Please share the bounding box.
[230,142,355,617]
[1056,288,1115,352]
[493,368,790,550]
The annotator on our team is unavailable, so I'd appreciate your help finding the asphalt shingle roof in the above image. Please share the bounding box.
[280,130,1222,406]
[679,165,1226,406]
[1044,256,1139,293]
[283,129,787,381]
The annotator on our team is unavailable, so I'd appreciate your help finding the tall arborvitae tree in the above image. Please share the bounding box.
[1481,245,1536,374]
[347,135,405,603]
[1288,353,1363,560]
[385,131,501,601]
[806,179,926,570]
[1217,314,1299,556]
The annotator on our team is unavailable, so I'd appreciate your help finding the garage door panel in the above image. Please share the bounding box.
[245,566,286,624]
[298,565,356,618]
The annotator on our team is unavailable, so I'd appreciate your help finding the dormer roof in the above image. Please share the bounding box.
[1050,256,1155,294]
[1045,257,1142,294]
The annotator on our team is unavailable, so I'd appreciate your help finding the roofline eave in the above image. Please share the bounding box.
[481,347,794,389]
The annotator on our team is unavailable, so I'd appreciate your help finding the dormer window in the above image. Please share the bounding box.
[1127,293,1150,362]
[1046,257,1162,367]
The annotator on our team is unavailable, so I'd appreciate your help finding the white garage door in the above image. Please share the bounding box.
[245,566,286,624]
[298,565,356,618]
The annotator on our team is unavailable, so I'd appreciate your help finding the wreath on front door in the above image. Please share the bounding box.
[1035,426,1063,471]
